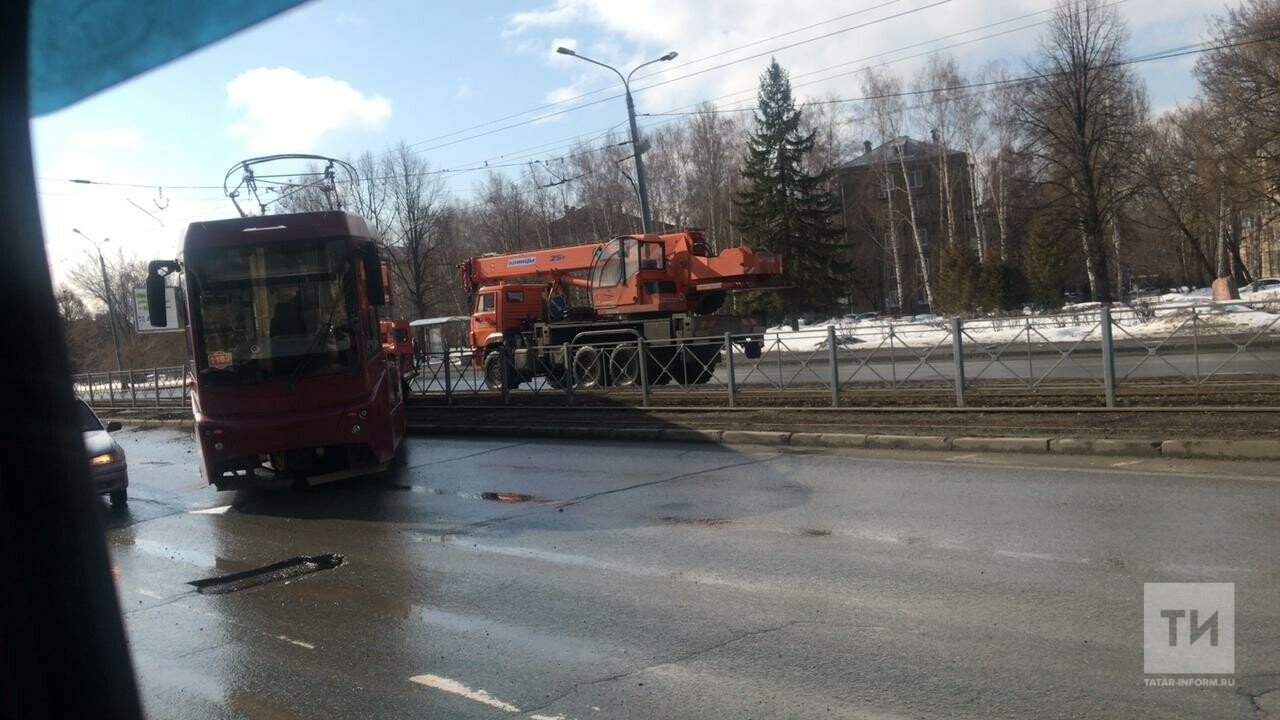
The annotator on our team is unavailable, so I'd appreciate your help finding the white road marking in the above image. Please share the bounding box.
[529,715,568,719]
[409,674,520,712]
[137,588,164,600]
[274,635,316,650]
[1110,460,1143,468]
[189,504,232,515]
[995,549,1089,564]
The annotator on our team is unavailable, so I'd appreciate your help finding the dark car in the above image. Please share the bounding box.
[76,398,128,509]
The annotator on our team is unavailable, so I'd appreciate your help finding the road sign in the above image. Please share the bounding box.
[133,287,181,333]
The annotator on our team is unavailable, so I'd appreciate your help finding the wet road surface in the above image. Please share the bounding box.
[103,428,1280,719]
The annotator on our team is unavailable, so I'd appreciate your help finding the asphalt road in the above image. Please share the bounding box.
[102,429,1280,719]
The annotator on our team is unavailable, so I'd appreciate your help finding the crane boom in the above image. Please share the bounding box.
[459,230,781,315]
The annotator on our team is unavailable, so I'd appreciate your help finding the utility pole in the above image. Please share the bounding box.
[73,228,125,371]
[556,47,677,234]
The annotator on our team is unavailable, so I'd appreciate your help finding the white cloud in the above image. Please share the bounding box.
[225,67,392,153]
[71,127,143,151]
[456,81,473,99]
[504,0,584,36]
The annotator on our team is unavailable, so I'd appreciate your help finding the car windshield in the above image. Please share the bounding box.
[187,238,357,385]
[75,400,102,432]
[29,2,1280,720]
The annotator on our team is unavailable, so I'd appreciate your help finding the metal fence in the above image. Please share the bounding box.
[73,365,192,407]
[75,298,1280,409]
[409,298,1280,408]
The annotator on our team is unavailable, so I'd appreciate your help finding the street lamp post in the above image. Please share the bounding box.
[73,228,125,372]
[556,46,677,234]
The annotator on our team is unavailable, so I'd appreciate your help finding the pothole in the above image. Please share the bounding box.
[661,516,733,526]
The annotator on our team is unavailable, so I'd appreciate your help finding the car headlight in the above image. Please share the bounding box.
[91,450,122,466]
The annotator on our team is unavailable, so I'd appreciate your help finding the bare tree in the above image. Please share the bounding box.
[980,60,1023,261]
[1018,0,1145,303]
[644,122,691,231]
[863,67,933,309]
[859,67,909,311]
[685,103,743,252]
[474,171,533,254]
[384,141,449,318]
[913,55,969,250]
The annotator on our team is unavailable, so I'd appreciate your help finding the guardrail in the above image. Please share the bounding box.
[76,298,1280,409]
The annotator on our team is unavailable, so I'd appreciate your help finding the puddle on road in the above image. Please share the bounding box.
[388,484,550,504]
[479,491,546,503]
[189,553,344,595]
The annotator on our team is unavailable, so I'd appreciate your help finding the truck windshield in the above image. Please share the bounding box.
[187,238,358,386]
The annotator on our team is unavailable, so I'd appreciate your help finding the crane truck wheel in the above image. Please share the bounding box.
[608,346,640,386]
[573,346,606,388]
[483,350,520,391]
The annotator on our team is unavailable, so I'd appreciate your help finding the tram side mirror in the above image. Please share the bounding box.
[364,250,387,306]
[146,260,179,327]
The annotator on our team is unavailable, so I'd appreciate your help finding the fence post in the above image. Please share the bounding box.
[1025,318,1034,381]
[87,374,95,403]
[153,368,161,407]
[724,333,736,408]
[182,363,190,402]
[888,324,898,387]
[500,346,511,405]
[130,370,137,407]
[951,317,966,408]
[108,372,115,405]
[637,337,650,408]
[1100,306,1117,408]
[443,343,453,405]
[1192,309,1201,384]
[827,325,840,408]
[562,343,574,405]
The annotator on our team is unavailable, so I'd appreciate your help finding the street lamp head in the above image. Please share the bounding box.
[556,46,576,56]
[660,51,678,61]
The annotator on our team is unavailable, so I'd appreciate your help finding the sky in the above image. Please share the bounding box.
[31,0,1230,294]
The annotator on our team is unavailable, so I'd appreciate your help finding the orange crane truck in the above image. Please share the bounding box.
[458,230,781,389]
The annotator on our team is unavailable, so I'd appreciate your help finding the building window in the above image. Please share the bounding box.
[910,169,925,189]
[878,174,895,198]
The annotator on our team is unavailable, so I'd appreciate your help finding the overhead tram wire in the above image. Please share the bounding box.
[408,0,1072,170]
[639,30,1280,119]
[406,0,954,156]
[54,2,1257,198]
[628,0,1136,121]
[40,3,1055,193]
[404,8,1066,182]
[404,0,906,149]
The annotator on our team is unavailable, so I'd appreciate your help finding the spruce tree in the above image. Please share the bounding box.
[735,59,849,320]
[934,242,981,314]
[1024,220,1068,310]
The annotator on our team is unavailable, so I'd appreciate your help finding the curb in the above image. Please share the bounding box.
[106,415,1280,463]
[409,424,1280,462]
